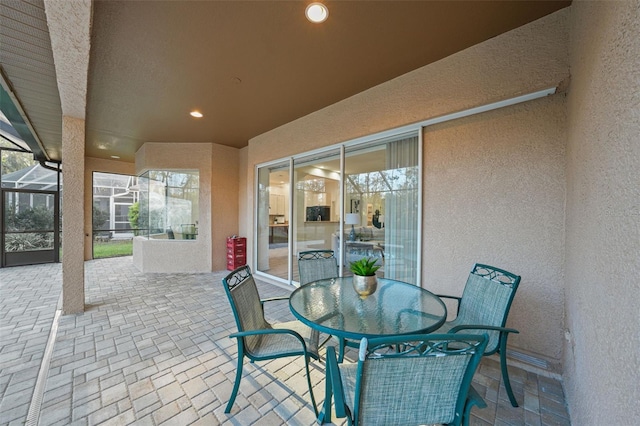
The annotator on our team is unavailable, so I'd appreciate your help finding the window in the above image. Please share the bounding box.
[138,170,199,240]
[92,172,138,258]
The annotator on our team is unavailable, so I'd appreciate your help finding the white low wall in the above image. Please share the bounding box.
[133,237,210,273]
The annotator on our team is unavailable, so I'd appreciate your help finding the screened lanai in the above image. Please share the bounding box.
[2,163,59,190]
[1,147,61,267]
[92,171,138,240]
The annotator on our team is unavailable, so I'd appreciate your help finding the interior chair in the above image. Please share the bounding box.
[221,265,319,415]
[435,263,522,407]
[297,250,339,285]
[326,334,488,426]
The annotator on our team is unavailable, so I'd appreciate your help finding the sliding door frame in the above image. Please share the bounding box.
[254,125,423,286]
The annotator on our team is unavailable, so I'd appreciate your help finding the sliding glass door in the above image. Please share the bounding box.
[256,162,291,281]
[255,131,420,285]
[292,150,341,282]
[344,134,419,283]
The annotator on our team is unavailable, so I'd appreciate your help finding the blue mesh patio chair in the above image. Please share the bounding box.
[434,263,522,407]
[297,250,343,351]
[298,249,361,361]
[326,334,488,426]
[298,250,339,285]
[221,265,319,415]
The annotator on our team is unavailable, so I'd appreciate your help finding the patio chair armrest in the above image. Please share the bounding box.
[260,295,290,306]
[229,328,307,347]
[436,294,462,315]
[315,310,344,324]
[396,309,444,336]
[259,296,291,316]
[326,346,349,419]
[449,324,520,335]
[398,308,443,320]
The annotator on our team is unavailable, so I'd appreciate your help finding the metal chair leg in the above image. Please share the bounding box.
[304,354,319,417]
[318,353,333,425]
[499,335,519,407]
[225,353,244,413]
[462,386,487,426]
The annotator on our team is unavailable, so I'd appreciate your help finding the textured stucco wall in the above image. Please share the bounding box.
[210,144,240,270]
[61,116,85,314]
[564,0,640,422]
[83,157,136,260]
[423,95,566,368]
[133,143,212,272]
[44,0,91,120]
[238,147,249,246]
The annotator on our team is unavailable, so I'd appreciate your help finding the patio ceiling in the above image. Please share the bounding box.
[1,0,570,163]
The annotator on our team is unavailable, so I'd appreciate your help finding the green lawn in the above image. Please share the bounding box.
[93,240,133,259]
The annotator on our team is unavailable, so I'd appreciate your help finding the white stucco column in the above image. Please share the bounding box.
[61,116,85,314]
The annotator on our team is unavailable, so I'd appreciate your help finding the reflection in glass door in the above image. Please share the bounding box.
[256,162,291,281]
[344,134,419,283]
[292,150,341,282]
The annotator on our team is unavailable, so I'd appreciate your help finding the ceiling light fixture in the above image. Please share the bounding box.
[110,155,120,159]
[305,2,328,23]
[190,111,203,118]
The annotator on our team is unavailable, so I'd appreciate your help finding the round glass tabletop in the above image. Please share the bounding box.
[289,277,447,340]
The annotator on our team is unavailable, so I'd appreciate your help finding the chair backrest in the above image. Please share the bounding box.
[222,265,270,353]
[298,250,338,285]
[456,263,521,353]
[351,334,487,426]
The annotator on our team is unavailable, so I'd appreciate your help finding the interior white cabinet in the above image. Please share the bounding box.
[269,194,285,215]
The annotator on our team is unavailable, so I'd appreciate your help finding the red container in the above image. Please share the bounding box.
[226,237,247,270]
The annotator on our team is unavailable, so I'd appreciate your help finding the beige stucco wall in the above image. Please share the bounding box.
[210,144,240,271]
[564,0,640,423]
[133,142,213,272]
[83,157,136,260]
[423,95,566,369]
[238,147,249,246]
[243,9,570,361]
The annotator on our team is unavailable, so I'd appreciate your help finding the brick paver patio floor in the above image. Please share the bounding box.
[0,257,571,425]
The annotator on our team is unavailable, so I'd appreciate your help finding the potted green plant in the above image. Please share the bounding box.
[350,257,380,297]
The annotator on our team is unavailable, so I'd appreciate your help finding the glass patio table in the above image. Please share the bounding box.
[289,276,447,342]
[289,276,447,423]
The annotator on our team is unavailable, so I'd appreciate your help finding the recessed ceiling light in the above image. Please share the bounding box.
[190,111,203,118]
[110,155,120,159]
[306,2,328,23]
